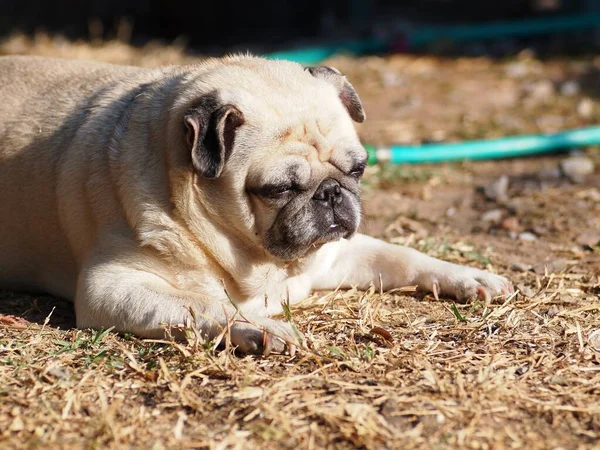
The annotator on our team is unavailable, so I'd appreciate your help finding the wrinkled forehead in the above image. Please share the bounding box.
[211,60,366,166]
[272,116,364,166]
[243,92,364,166]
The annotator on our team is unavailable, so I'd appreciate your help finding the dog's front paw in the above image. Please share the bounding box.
[229,315,303,356]
[419,264,513,303]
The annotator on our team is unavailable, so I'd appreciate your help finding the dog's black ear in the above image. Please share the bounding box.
[305,66,365,123]
[184,93,244,179]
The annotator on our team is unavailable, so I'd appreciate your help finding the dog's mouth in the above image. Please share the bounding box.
[312,223,354,246]
[266,222,356,261]
[264,189,361,261]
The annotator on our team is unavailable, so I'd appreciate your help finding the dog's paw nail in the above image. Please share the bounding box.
[262,331,273,357]
[477,286,491,303]
[288,343,296,358]
[432,282,440,301]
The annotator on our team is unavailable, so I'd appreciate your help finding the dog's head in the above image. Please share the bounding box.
[171,56,366,261]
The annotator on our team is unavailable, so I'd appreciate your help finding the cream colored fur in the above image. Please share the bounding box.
[0,55,512,355]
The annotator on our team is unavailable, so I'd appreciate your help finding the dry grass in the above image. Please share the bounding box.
[1,34,600,449]
[2,270,599,449]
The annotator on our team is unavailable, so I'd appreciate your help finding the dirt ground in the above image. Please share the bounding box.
[1,34,599,449]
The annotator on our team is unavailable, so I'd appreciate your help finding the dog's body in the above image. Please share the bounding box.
[0,55,511,354]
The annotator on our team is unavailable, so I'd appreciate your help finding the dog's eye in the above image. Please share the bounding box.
[255,184,297,199]
[270,186,293,197]
[349,164,366,178]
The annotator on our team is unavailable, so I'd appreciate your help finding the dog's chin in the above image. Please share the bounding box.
[266,225,356,262]
[312,224,355,246]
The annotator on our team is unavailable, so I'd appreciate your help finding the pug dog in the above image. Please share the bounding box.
[0,55,512,355]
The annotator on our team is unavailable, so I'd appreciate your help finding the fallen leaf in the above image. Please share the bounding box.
[370,327,394,343]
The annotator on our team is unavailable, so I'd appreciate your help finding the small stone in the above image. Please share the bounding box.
[577,98,595,119]
[533,259,567,275]
[560,80,580,96]
[589,329,600,352]
[524,79,555,102]
[532,225,549,236]
[481,209,504,223]
[9,417,24,432]
[510,262,531,272]
[560,156,595,183]
[519,232,537,242]
[506,62,528,78]
[484,175,509,202]
[505,199,524,214]
[577,230,600,249]
[500,216,520,232]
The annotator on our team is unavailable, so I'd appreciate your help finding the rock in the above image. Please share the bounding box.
[505,199,525,214]
[532,225,549,236]
[533,259,567,275]
[560,80,580,96]
[519,232,537,242]
[524,79,555,102]
[510,262,531,272]
[9,417,24,432]
[484,175,509,202]
[577,230,600,249]
[500,216,520,232]
[481,209,504,223]
[577,98,595,119]
[560,156,595,183]
[506,62,528,78]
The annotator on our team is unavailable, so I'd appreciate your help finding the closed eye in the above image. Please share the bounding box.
[349,163,366,178]
[252,183,302,199]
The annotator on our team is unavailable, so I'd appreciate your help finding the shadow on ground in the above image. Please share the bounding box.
[0,291,75,328]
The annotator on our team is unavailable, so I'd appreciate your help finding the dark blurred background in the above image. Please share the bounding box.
[0,0,598,54]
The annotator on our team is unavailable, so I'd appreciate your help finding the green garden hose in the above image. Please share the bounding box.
[364,126,600,165]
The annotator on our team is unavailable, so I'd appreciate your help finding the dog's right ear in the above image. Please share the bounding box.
[305,66,365,123]
[184,93,244,179]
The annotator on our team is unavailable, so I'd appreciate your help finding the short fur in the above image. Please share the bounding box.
[0,55,512,354]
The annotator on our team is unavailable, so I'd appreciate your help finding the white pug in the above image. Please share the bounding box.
[0,55,512,355]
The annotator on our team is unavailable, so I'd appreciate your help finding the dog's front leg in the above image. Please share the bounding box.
[75,261,302,355]
[307,234,513,302]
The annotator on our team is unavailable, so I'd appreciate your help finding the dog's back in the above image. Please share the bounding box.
[0,56,146,296]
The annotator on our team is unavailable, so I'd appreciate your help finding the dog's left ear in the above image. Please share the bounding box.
[184,93,245,179]
[305,66,365,123]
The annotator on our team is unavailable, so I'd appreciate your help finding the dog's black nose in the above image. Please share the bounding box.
[313,178,343,206]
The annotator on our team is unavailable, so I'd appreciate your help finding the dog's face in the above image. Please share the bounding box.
[177,57,367,261]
